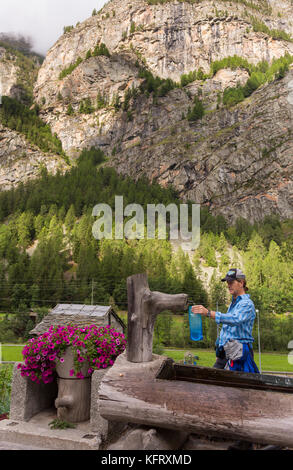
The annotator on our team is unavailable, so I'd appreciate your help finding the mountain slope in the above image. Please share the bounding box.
[109,68,293,222]
[29,0,293,219]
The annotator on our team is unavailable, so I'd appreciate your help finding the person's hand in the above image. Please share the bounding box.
[191,305,209,316]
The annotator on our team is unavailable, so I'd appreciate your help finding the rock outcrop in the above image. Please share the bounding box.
[0,47,20,100]
[0,124,69,190]
[35,0,293,89]
[109,69,293,223]
[0,45,40,102]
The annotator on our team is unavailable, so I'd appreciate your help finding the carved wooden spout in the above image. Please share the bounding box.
[127,273,188,363]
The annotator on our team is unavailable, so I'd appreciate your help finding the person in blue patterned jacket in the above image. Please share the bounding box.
[192,268,259,373]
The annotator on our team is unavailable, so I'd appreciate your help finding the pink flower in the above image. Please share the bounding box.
[20,323,125,385]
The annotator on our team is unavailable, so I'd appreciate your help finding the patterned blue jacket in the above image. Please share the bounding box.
[215,294,256,347]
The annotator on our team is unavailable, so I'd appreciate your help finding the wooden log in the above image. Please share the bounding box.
[99,352,293,447]
[55,347,91,423]
[127,273,188,362]
[55,377,91,423]
[160,362,293,394]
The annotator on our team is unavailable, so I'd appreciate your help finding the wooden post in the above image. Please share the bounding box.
[127,273,188,363]
[55,347,91,423]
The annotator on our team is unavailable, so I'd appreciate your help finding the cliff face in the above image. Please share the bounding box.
[0,124,69,190]
[110,70,293,223]
[0,47,19,99]
[35,0,293,89]
[31,0,293,221]
[0,44,67,190]
[0,45,40,103]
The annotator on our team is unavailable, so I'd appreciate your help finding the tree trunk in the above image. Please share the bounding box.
[127,273,188,362]
[99,352,293,447]
[55,347,91,423]
[55,377,91,423]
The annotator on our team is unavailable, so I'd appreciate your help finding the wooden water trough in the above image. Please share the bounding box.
[98,273,293,447]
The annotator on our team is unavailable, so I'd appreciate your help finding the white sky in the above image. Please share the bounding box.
[0,0,107,56]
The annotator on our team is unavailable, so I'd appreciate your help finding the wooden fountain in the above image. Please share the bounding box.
[98,273,293,448]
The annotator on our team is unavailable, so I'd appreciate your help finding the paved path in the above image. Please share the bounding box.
[0,440,51,450]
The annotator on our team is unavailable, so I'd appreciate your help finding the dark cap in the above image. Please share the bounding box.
[221,268,246,282]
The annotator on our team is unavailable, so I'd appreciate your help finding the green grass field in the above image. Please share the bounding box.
[163,348,293,373]
[1,343,293,373]
[1,345,24,362]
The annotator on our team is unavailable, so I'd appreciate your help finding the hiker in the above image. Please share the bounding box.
[191,268,259,373]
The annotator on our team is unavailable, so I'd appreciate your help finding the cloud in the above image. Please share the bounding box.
[0,0,107,56]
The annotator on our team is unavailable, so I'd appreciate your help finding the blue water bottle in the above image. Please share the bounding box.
[188,305,203,341]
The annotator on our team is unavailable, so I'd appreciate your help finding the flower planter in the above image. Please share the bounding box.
[55,347,91,423]
[19,324,127,423]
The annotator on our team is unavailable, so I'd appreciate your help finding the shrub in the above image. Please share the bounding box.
[97,92,108,109]
[66,104,74,115]
[243,71,266,97]
[138,67,178,97]
[59,57,83,80]
[79,98,94,114]
[187,96,204,121]
[63,26,74,34]
[0,365,13,415]
[93,43,110,58]
[130,21,136,34]
[222,86,245,107]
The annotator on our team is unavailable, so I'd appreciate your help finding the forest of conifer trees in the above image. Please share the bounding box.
[0,147,292,352]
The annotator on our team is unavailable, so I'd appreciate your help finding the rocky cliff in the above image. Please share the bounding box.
[26,0,293,219]
[0,44,40,103]
[109,70,293,223]
[0,124,69,190]
[0,43,68,190]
